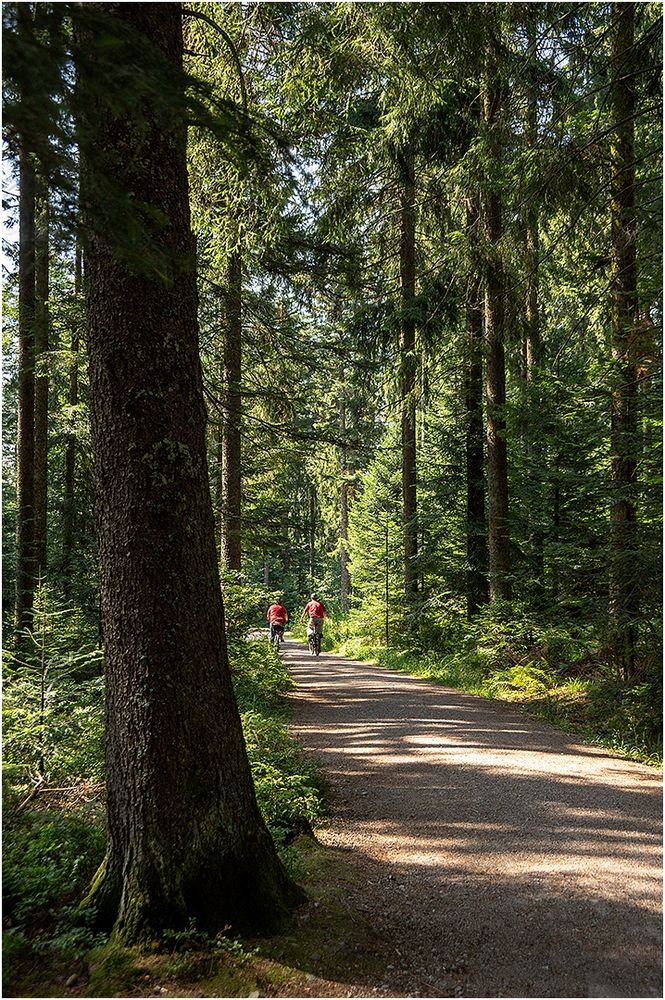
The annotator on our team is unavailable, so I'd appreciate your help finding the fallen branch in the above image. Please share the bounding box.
[15,773,45,813]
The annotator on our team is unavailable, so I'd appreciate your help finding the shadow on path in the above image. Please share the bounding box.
[282,639,663,999]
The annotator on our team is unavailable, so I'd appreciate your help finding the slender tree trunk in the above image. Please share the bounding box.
[15,142,37,634]
[465,196,489,617]
[62,223,81,593]
[309,484,316,581]
[398,149,418,602]
[419,348,427,596]
[212,289,224,552]
[524,201,545,593]
[213,425,223,546]
[77,3,301,941]
[524,215,540,377]
[34,174,49,582]
[524,32,541,389]
[339,391,350,612]
[550,453,561,601]
[524,18,544,594]
[220,251,242,572]
[419,347,427,453]
[483,44,511,602]
[609,1,639,680]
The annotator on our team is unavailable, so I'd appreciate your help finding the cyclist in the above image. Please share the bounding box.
[300,593,327,650]
[266,600,288,645]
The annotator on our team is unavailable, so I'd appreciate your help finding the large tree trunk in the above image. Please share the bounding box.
[464,196,489,617]
[609,1,639,680]
[77,3,301,942]
[482,44,511,602]
[220,251,242,572]
[33,174,49,582]
[398,149,418,602]
[15,138,37,634]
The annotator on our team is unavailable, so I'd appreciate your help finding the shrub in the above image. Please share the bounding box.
[3,585,104,783]
[232,639,326,841]
[2,805,107,996]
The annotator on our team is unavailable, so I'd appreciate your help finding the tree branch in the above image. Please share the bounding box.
[182,8,248,112]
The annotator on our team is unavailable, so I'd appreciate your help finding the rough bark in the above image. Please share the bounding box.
[398,149,418,602]
[465,197,489,617]
[34,174,49,582]
[483,44,511,602]
[220,251,242,572]
[78,3,301,941]
[15,140,37,634]
[609,2,639,680]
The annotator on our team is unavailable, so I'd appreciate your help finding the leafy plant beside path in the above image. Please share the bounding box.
[2,597,326,997]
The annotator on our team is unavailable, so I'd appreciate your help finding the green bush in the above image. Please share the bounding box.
[231,637,326,840]
[2,805,107,995]
[3,808,105,927]
[486,663,558,698]
[3,585,105,783]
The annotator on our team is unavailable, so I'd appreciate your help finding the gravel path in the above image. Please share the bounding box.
[283,639,662,999]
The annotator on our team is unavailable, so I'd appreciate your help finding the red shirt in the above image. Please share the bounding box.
[267,604,288,624]
[304,600,326,619]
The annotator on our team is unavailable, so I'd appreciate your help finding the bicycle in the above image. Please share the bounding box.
[269,623,285,650]
[307,624,322,657]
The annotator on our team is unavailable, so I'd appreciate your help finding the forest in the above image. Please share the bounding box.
[2,2,662,998]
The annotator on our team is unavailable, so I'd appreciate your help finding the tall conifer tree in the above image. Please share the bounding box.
[608,1,639,679]
[77,2,301,940]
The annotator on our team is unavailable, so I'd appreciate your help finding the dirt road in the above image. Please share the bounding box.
[283,639,662,999]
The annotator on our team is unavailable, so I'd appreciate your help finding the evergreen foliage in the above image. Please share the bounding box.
[2,0,662,981]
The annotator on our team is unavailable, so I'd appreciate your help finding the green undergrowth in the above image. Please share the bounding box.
[229,634,327,842]
[3,593,327,997]
[7,834,384,998]
[332,605,662,768]
[21,836,389,997]
[80,836,386,999]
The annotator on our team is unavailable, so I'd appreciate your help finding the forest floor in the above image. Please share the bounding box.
[14,639,662,999]
[275,638,663,999]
